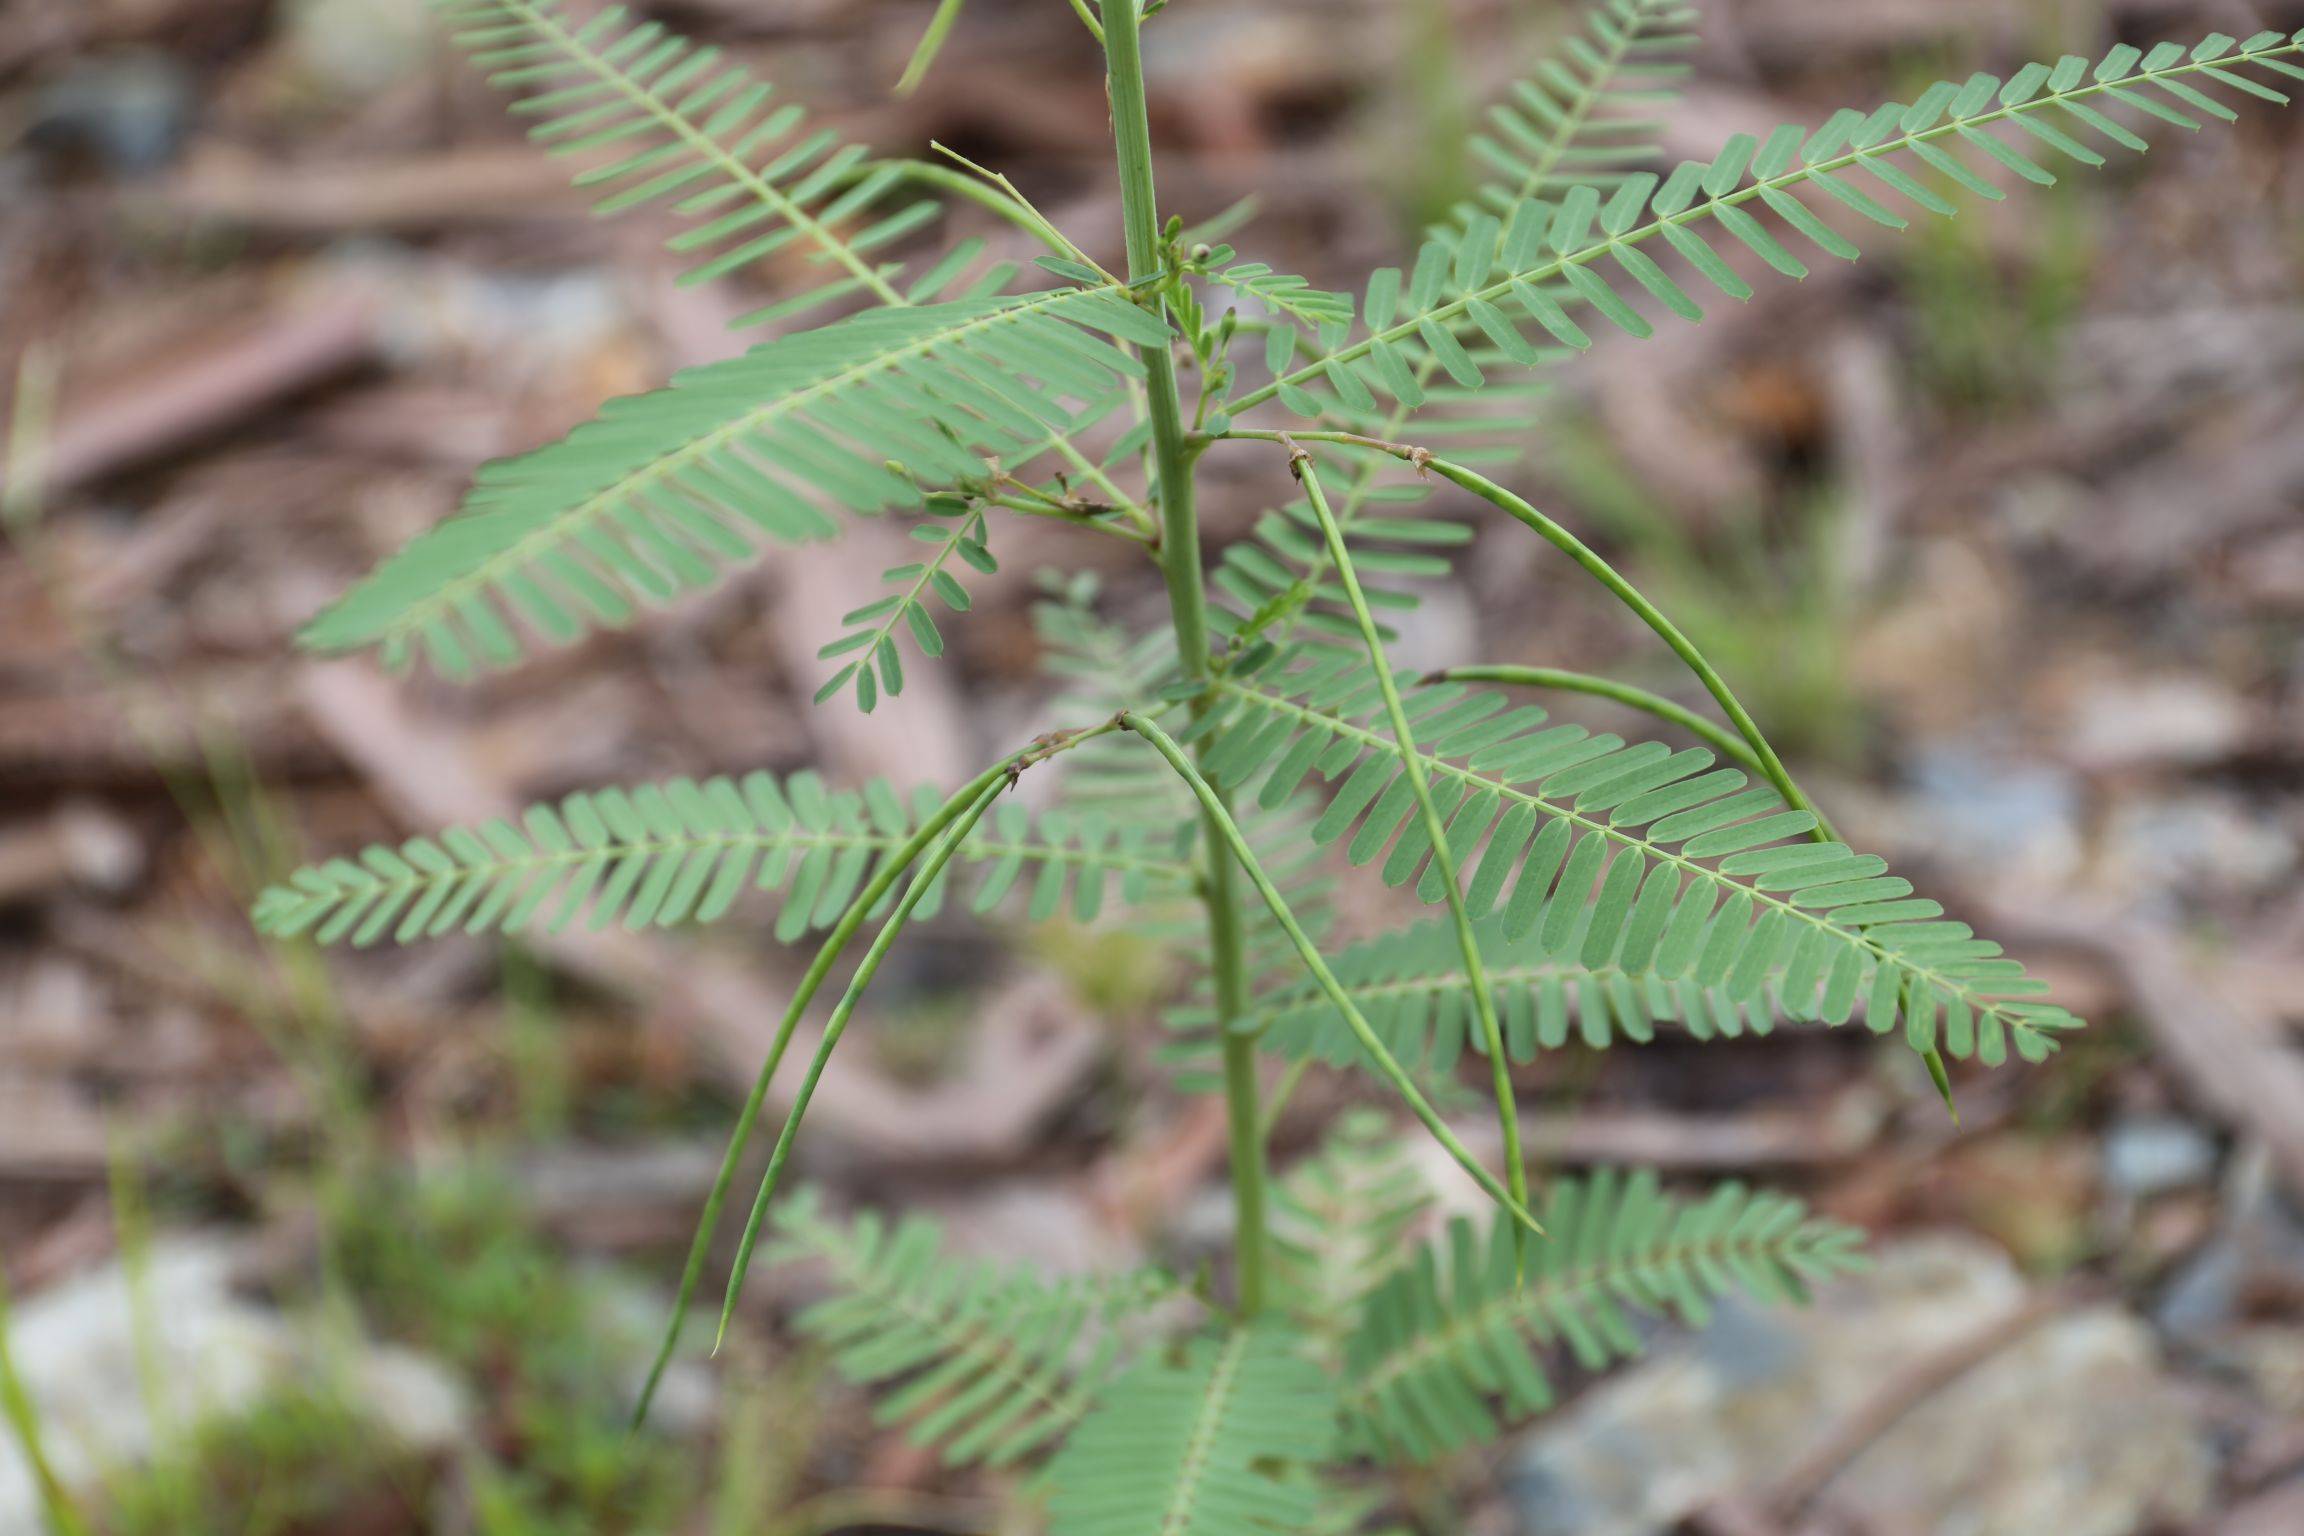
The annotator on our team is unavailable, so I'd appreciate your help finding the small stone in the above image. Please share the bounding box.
[2155,1177,2304,1397]
[0,1238,468,1531]
[284,0,435,98]
[27,53,195,177]
[2065,676,2250,772]
[1506,1236,2211,1536]
[2103,792,2296,903]
[1902,744,2083,888]
[2101,1115,2219,1199]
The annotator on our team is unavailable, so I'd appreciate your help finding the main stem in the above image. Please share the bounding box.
[1103,0,1267,1316]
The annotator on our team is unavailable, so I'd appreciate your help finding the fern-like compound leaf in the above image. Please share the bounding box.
[1244,29,2304,420]
[769,1191,1178,1469]
[1462,0,1698,214]
[1202,255,1357,331]
[816,506,998,712]
[1273,1112,1435,1364]
[1029,576,1196,829]
[1246,0,1695,410]
[1344,1169,1865,1460]
[433,0,976,316]
[1185,648,2082,1065]
[250,768,1194,947]
[1212,451,1475,648]
[1241,910,1809,1073]
[1045,1324,1337,1536]
[297,287,1166,676]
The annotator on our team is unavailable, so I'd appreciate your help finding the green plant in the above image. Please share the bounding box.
[253,0,2302,1525]
[329,1165,698,1532]
[98,1388,427,1536]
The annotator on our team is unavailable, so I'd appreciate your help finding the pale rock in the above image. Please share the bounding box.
[0,1238,466,1531]
[1903,745,2083,888]
[284,0,435,97]
[2102,791,2296,904]
[1506,1236,2211,1536]
[2101,1114,2219,1199]
[2065,676,2249,772]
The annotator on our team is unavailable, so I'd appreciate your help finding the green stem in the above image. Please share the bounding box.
[986,491,1153,542]
[1195,427,1419,459]
[1210,430,1832,845]
[635,761,1004,1423]
[879,158,1086,260]
[1433,665,1767,774]
[0,1270,89,1536]
[714,774,1011,1348]
[1104,3,1206,661]
[634,720,1123,1425]
[905,145,1112,276]
[1034,436,1159,538]
[1418,457,1834,844]
[1119,712,1541,1236]
[1291,445,1529,1226]
[1065,0,1106,43]
[894,0,969,96]
[1212,884,1265,1316]
[1104,0,1269,1315]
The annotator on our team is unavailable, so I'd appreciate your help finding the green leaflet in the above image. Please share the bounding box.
[1344,1170,1865,1460]
[1210,448,1476,648]
[1273,1112,1435,1365]
[1201,254,1356,332]
[1223,910,1809,1072]
[249,768,1194,947]
[769,1190,1178,1468]
[296,288,1165,676]
[816,506,999,713]
[1461,0,1698,214]
[1244,29,2304,420]
[432,0,970,315]
[1185,648,2082,1066]
[1215,0,1680,653]
[1044,1324,1337,1536]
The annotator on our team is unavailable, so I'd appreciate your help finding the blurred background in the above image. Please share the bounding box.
[2,0,2303,1532]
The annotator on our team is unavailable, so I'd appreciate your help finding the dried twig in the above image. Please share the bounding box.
[159,143,574,232]
[2,299,378,499]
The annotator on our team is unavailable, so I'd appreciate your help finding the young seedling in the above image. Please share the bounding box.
[256,1,2301,1526]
